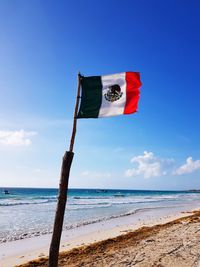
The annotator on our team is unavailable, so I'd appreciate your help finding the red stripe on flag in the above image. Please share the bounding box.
[124,72,141,114]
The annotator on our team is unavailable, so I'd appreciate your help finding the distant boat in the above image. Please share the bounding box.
[4,190,10,195]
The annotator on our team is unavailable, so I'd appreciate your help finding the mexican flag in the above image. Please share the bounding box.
[77,72,142,118]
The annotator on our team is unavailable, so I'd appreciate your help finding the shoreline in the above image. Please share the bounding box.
[1,204,199,267]
[1,200,200,244]
[17,209,200,267]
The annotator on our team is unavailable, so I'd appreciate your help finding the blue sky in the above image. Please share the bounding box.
[0,0,200,190]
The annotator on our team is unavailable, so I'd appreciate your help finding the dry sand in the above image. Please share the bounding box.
[16,210,200,267]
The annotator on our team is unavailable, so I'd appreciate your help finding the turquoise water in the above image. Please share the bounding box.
[0,187,200,242]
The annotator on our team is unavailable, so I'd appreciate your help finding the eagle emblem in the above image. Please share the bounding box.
[104,84,123,102]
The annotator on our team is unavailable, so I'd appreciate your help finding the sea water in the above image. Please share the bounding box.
[0,187,200,242]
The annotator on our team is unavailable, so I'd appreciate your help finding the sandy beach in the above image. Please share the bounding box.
[0,208,199,267]
[18,210,200,267]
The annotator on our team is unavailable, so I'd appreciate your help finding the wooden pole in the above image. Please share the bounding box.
[49,73,82,267]
[69,73,82,152]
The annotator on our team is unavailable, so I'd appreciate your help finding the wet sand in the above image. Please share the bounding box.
[16,210,200,267]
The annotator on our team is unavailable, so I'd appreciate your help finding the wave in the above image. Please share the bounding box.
[64,206,166,230]
[0,198,161,208]
[0,199,57,206]
[0,198,185,207]
[1,192,199,208]
[71,201,110,206]
[0,205,167,243]
[31,196,57,200]
[70,197,183,206]
[73,196,109,200]
[69,204,112,210]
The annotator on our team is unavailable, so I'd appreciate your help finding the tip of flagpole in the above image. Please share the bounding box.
[78,72,83,81]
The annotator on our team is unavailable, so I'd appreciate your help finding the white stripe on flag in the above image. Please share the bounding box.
[98,72,126,117]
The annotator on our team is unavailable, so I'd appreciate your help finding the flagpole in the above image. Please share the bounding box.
[49,73,82,267]
[69,73,82,152]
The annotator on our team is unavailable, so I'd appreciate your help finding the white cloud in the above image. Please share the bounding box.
[125,151,174,179]
[174,157,200,175]
[0,129,37,146]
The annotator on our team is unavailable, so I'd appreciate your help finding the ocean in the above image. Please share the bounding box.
[1,187,200,243]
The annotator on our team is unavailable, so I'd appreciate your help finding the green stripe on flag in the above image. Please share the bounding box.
[77,76,102,118]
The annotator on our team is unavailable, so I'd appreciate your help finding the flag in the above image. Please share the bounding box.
[77,72,142,118]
